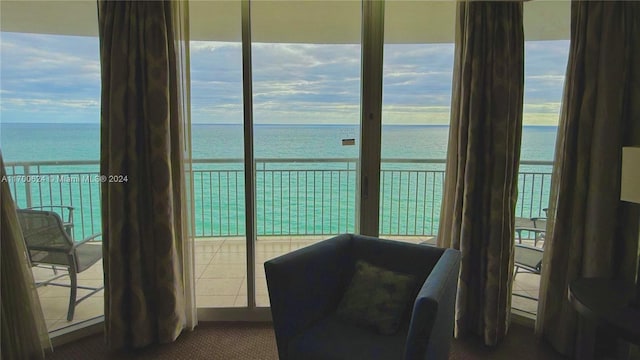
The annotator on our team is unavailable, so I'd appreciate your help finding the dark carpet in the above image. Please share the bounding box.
[46,322,566,360]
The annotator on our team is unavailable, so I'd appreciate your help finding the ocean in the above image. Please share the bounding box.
[0,123,557,162]
[1,123,556,239]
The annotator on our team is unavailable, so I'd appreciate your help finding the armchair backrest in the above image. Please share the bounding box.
[350,235,446,282]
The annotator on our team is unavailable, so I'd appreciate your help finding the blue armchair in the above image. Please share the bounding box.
[265,234,461,360]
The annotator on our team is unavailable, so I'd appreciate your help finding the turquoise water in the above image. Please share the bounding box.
[0,123,557,162]
[1,123,556,239]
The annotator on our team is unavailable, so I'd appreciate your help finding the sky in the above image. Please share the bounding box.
[0,31,569,126]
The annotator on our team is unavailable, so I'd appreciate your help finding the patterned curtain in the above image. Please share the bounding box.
[98,0,194,349]
[1,151,51,359]
[535,1,640,356]
[437,1,524,346]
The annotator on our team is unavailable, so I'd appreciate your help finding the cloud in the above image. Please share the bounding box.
[1,32,100,118]
[1,32,570,126]
[1,33,100,81]
[1,98,99,110]
[191,41,240,53]
[527,75,565,82]
[524,102,562,114]
[522,113,561,126]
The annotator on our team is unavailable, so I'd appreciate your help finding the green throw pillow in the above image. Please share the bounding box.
[336,260,417,335]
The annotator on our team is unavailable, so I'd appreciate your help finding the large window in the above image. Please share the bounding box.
[0,32,102,332]
[380,39,454,240]
[2,1,572,325]
[190,39,247,308]
[248,1,362,308]
[512,39,570,316]
[251,41,362,307]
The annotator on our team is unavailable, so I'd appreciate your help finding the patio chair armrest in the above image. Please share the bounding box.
[516,226,545,233]
[27,205,75,211]
[73,233,102,247]
[515,227,543,244]
[27,205,74,224]
[530,217,547,227]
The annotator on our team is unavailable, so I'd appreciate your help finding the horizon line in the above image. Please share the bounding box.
[1,122,559,127]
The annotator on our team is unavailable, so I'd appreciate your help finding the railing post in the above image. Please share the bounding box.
[354,159,360,233]
[24,164,33,208]
[7,158,553,240]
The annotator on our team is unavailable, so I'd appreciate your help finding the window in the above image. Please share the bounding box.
[190,37,247,307]
[1,32,102,332]
[512,39,570,316]
[380,40,454,240]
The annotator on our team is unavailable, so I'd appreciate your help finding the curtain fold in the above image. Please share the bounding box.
[1,151,51,359]
[535,1,640,356]
[437,0,524,346]
[98,0,194,349]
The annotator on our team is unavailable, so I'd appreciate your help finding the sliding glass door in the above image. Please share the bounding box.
[379,1,455,243]
[511,39,569,316]
[1,31,103,331]
[191,1,570,319]
[194,0,454,312]
[250,1,362,307]
[190,1,248,308]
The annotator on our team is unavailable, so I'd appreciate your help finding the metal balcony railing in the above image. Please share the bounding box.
[4,158,553,240]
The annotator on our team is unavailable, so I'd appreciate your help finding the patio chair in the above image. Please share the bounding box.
[17,208,103,321]
[25,205,75,275]
[513,243,543,301]
[515,216,547,247]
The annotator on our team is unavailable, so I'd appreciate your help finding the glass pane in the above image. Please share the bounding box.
[0,32,102,331]
[251,1,362,307]
[512,39,569,316]
[190,1,247,308]
[380,2,455,244]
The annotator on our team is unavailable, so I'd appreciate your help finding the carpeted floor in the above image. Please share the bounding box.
[46,322,566,360]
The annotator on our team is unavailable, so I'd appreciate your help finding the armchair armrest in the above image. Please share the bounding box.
[405,248,461,360]
[265,234,352,360]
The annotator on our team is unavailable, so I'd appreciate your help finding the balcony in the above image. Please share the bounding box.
[5,158,551,331]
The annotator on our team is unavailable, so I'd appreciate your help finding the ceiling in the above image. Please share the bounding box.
[0,0,570,43]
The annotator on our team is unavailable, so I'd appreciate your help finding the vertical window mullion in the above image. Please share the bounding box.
[358,0,385,237]
[241,0,257,309]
